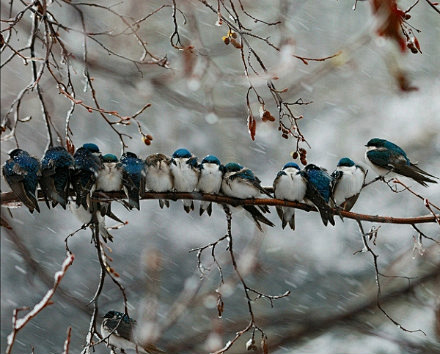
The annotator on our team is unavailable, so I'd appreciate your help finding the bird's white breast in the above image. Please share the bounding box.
[198,164,222,193]
[222,175,259,199]
[96,163,122,191]
[274,170,306,202]
[146,162,173,192]
[333,166,364,205]
[170,158,199,192]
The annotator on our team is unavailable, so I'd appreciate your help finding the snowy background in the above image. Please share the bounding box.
[1,0,440,353]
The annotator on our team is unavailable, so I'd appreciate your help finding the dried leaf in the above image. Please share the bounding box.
[261,335,268,354]
[370,0,406,51]
[217,293,224,318]
[247,115,256,141]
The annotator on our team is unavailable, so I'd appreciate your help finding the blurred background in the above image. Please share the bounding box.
[1,0,440,353]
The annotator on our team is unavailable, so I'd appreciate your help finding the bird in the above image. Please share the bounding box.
[69,202,114,242]
[40,146,74,209]
[222,162,272,200]
[221,162,274,231]
[365,138,438,187]
[101,310,164,354]
[96,153,123,217]
[71,143,102,209]
[145,153,173,209]
[120,152,146,210]
[301,164,335,226]
[170,148,200,213]
[197,155,224,216]
[331,157,366,212]
[3,148,41,213]
[273,162,307,230]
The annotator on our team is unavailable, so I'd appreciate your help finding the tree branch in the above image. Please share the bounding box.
[1,190,439,225]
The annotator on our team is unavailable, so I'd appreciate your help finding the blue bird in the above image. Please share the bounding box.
[145,153,173,209]
[273,162,307,230]
[3,149,41,213]
[331,158,366,212]
[72,143,102,209]
[120,152,146,210]
[301,164,335,226]
[365,138,438,187]
[101,311,164,354]
[197,155,224,216]
[40,146,74,209]
[221,162,274,231]
[170,148,200,213]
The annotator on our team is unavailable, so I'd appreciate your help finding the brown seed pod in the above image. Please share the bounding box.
[230,38,242,49]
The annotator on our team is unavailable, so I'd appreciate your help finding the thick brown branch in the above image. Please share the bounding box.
[1,190,439,225]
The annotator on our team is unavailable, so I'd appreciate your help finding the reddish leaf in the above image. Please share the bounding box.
[247,115,256,140]
[370,0,406,51]
[66,137,75,155]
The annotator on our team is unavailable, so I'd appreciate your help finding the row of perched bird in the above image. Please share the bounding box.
[3,138,438,231]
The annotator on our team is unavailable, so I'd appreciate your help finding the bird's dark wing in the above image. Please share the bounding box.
[383,150,437,186]
[243,205,275,231]
[104,318,133,341]
[392,163,438,186]
[7,177,40,213]
[341,193,360,212]
[330,170,342,198]
[305,182,335,226]
[366,149,395,170]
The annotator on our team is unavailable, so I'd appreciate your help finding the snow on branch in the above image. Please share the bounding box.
[6,252,75,354]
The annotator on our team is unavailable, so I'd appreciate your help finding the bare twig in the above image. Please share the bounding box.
[6,251,75,354]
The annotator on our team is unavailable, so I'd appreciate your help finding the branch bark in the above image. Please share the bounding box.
[1,190,439,225]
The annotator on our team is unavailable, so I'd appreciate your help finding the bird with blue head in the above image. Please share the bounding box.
[365,138,438,187]
[120,152,146,210]
[3,148,41,213]
[40,146,74,209]
[71,143,102,209]
[197,154,224,216]
[331,157,366,212]
[273,162,307,230]
[101,310,164,354]
[221,162,274,231]
[301,164,335,226]
[170,148,200,213]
